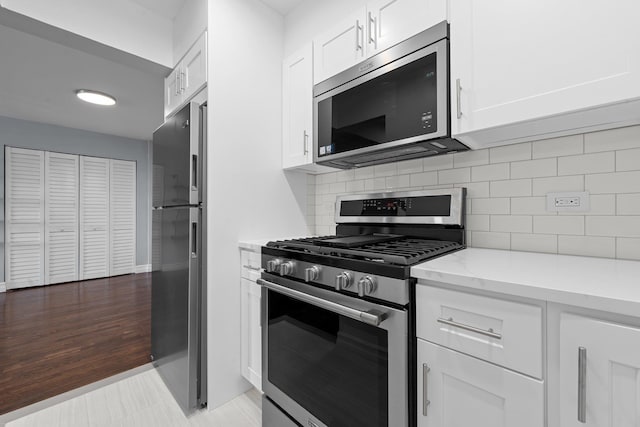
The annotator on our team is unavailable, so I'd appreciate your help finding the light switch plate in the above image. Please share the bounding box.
[546,191,590,212]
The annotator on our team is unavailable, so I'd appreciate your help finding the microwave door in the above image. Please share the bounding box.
[152,102,201,207]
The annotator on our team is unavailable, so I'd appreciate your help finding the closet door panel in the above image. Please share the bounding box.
[79,156,110,280]
[109,159,136,276]
[5,147,45,289]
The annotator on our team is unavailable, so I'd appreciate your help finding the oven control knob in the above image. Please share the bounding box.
[279,261,295,276]
[266,259,281,273]
[358,276,377,297]
[304,266,320,282]
[335,272,352,291]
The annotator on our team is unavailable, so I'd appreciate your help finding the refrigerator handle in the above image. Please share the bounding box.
[191,222,198,258]
[192,154,198,191]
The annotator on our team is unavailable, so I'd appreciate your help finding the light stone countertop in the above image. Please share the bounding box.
[411,248,640,318]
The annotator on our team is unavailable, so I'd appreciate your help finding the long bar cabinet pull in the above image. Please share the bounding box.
[437,316,502,340]
[422,363,431,416]
[578,346,587,423]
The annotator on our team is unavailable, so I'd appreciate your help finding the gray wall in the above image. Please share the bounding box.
[0,115,152,282]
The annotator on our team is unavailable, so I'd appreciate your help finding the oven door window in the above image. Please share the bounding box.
[268,290,388,427]
[317,52,437,157]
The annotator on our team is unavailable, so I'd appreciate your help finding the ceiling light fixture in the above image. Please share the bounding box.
[76,89,116,106]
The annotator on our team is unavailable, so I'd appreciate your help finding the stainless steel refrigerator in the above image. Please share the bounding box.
[151,101,207,413]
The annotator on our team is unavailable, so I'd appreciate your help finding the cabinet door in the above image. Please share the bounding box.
[44,152,79,285]
[241,276,262,390]
[109,159,136,276]
[313,7,366,84]
[365,0,447,57]
[182,32,207,102]
[450,0,640,138]
[417,339,544,427]
[79,156,110,281]
[5,147,45,289]
[560,314,640,426]
[282,43,313,169]
[164,67,182,118]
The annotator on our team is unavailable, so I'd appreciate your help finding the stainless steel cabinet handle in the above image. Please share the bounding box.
[242,265,261,271]
[356,20,363,51]
[181,71,186,93]
[258,278,387,326]
[456,78,462,119]
[578,347,587,423]
[175,72,181,96]
[422,363,431,416]
[303,130,309,155]
[437,317,502,340]
[368,12,377,48]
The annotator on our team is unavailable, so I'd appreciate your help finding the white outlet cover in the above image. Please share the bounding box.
[546,191,590,212]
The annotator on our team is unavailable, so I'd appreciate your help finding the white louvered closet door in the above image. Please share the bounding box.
[5,147,46,289]
[79,156,110,280]
[109,159,136,276]
[44,152,79,285]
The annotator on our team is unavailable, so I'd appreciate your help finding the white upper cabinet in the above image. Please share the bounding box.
[164,31,208,118]
[313,0,447,84]
[366,0,447,57]
[559,314,640,427]
[313,7,366,85]
[450,0,640,148]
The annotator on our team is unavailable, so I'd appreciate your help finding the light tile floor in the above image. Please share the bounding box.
[3,367,261,427]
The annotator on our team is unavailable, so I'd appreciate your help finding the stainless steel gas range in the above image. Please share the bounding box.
[259,188,466,427]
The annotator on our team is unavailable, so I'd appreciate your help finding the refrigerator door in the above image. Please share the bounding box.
[151,206,202,413]
[152,102,202,208]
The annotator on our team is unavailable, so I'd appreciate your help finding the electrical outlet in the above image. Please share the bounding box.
[546,192,590,212]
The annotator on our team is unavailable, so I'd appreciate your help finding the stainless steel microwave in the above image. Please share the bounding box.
[313,21,468,169]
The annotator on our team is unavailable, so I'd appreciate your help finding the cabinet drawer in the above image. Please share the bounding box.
[240,250,261,279]
[416,285,543,379]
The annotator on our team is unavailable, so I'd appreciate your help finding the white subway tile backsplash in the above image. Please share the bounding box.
[454,150,489,168]
[439,168,471,184]
[586,216,640,237]
[532,134,583,159]
[472,231,511,250]
[473,198,510,214]
[616,148,640,172]
[558,235,616,258]
[532,175,584,196]
[312,126,640,261]
[558,152,615,176]
[490,215,532,233]
[490,143,531,163]
[455,182,490,198]
[534,216,584,235]
[466,214,490,231]
[423,154,454,171]
[617,194,640,215]
[617,238,640,260]
[585,171,640,194]
[472,163,509,182]
[511,233,558,254]
[511,197,553,215]
[511,158,557,179]
[410,171,438,187]
[490,179,531,197]
[584,125,640,153]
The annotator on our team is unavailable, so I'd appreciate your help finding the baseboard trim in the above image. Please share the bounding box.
[135,264,151,274]
[0,282,6,293]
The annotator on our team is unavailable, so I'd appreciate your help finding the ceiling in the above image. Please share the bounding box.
[259,0,305,15]
[0,22,165,141]
[130,0,187,19]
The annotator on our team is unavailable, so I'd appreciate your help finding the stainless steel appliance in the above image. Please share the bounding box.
[314,21,468,169]
[260,188,466,427]
[151,101,207,413]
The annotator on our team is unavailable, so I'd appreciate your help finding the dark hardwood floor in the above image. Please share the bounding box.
[0,273,151,415]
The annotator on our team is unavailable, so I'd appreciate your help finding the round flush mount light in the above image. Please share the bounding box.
[75,89,116,106]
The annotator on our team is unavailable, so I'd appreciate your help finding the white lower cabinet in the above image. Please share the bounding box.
[559,313,640,427]
[240,248,262,391]
[417,339,544,427]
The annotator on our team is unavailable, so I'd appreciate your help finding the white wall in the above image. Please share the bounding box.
[283,0,367,56]
[207,0,310,409]
[0,0,174,67]
[172,0,207,62]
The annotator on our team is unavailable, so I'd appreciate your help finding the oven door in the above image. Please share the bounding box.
[259,274,408,427]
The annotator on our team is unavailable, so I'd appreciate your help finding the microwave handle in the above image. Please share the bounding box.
[258,278,387,326]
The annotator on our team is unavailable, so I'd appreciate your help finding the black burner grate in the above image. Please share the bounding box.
[267,235,463,266]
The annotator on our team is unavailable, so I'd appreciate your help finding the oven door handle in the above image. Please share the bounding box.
[258,278,388,327]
